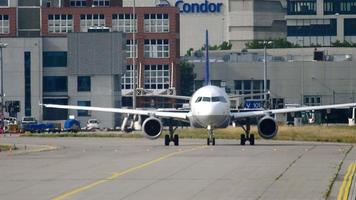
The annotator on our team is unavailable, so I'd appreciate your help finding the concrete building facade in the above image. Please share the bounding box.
[286,0,356,47]
[124,0,287,54]
[187,47,356,109]
[0,0,180,128]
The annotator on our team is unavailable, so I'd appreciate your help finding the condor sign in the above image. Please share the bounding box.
[175,0,223,13]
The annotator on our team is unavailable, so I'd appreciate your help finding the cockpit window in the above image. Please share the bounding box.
[219,96,227,103]
[202,97,211,102]
[212,97,220,102]
[211,96,227,103]
[195,97,202,103]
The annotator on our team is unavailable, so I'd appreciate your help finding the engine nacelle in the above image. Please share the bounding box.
[257,116,278,139]
[142,117,163,140]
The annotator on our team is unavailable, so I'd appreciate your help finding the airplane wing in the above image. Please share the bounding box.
[231,102,356,119]
[41,104,189,120]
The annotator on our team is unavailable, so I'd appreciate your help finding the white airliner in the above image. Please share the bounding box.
[42,30,356,146]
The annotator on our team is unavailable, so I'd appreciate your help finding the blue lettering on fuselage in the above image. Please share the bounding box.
[175,0,223,13]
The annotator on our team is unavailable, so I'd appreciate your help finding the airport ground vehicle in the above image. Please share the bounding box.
[64,119,81,133]
[24,123,61,133]
[86,119,100,131]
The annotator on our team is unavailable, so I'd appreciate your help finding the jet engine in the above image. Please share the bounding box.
[257,116,278,139]
[142,117,163,140]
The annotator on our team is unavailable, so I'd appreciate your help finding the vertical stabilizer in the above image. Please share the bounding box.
[204,30,210,86]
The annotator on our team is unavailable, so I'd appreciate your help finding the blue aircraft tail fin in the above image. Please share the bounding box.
[204,29,210,86]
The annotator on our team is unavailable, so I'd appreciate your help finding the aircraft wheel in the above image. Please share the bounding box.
[173,135,179,146]
[249,134,255,145]
[212,138,215,146]
[240,134,246,145]
[207,138,210,145]
[164,135,170,146]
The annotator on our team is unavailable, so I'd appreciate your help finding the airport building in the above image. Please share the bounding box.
[124,0,287,55]
[286,0,356,47]
[126,0,356,55]
[186,47,356,122]
[0,0,180,128]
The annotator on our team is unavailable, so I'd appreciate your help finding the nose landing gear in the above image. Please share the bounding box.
[207,125,215,146]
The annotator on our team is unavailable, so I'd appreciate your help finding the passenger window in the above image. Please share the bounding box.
[195,97,202,103]
[202,97,211,102]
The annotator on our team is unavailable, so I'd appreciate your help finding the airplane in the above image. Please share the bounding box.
[42,30,356,146]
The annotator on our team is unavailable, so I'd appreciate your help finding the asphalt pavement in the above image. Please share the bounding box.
[0,136,355,200]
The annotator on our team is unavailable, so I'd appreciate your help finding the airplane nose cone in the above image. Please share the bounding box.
[197,104,224,116]
[195,104,229,127]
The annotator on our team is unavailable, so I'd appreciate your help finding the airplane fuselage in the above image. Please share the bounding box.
[189,85,231,128]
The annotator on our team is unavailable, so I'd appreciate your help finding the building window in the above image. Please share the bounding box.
[324,0,356,15]
[24,52,31,116]
[0,0,9,7]
[0,15,9,34]
[340,1,356,14]
[80,14,105,32]
[144,39,169,58]
[77,101,91,116]
[93,0,109,6]
[48,14,73,33]
[234,80,270,99]
[112,14,137,33]
[287,0,316,15]
[43,52,67,67]
[114,75,121,92]
[144,13,169,33]
[324,0,336,15]
[304,95,321,106]
[272,98,284,109]
[121,65,138,90]
[70,0,87,7]
[345,19,356,36]
[287,19,337,36]
[144,64,170,89]
[43,76,68,92]
[126,40,137,58]
[77,76,91,92]
[43,98,68,120]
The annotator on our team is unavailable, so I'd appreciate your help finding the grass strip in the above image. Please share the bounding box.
[22,125,356,143]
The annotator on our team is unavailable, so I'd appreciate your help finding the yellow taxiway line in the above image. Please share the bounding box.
[52,145,207,200]
[337,162,356,200]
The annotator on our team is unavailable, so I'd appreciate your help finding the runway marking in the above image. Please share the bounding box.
[337,162,356,200]
[52,145,206,200]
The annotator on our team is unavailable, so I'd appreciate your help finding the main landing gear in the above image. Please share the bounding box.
[207,125,215,146]
[164,119,179,146]
[239,120,255,145]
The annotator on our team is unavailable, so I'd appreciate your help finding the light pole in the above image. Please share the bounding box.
[263,41,272,109]
[0,42,8,133]
[132,0,137,109]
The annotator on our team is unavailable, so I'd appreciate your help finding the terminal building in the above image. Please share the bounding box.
[0,0,180,128]
[185,47,356,122]
[286,0,356,47]
[127,0,356,54]
[125,0,287,54]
